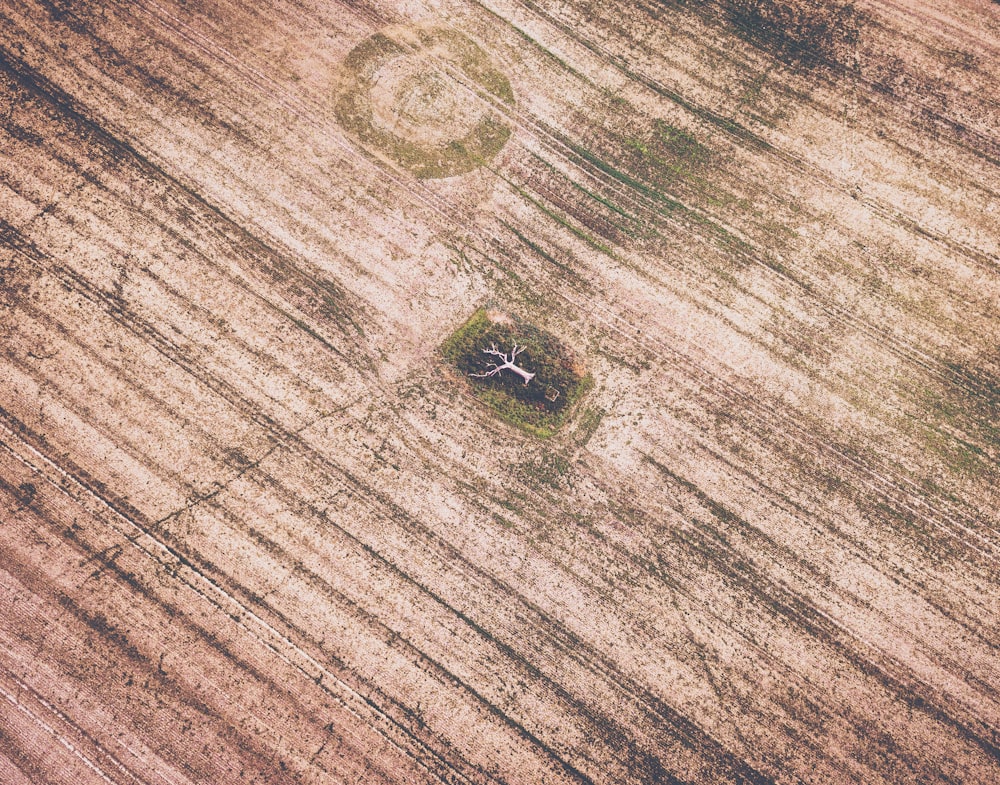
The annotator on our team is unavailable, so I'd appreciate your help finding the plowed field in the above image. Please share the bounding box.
[1,1,998,783]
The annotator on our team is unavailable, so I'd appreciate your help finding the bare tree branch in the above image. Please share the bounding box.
[469,342,536,384]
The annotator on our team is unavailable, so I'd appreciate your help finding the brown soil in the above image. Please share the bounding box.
[1,1,998,784]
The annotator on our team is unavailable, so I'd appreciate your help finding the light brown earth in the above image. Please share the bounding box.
[1,1,998,783]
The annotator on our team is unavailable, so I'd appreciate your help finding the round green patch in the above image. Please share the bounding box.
[334,26,514,179]
[440,309,592,437]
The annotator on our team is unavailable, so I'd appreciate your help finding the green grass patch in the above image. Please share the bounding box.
[573,406,606,447]
[334,27,513,178]
[622,120,734,210]
[566,141,685,212]
[441,309,592,437]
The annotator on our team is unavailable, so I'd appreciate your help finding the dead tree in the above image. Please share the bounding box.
[469,342,535,385]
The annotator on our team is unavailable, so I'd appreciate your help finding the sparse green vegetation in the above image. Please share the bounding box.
[334,27,513,178]
[517,450,573,489]
[566,140,685,212]
[441,309,592,437]
[622,119,728,207]
[572,407,605,448]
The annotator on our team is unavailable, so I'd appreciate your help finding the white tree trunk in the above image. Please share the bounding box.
[506,363,535,384]
[469,343,536,385]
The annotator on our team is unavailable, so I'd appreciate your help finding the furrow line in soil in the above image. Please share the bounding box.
[484,0,999,378]
[0,425,482,785]
[67,0,998,429]
[406,380,1000,770]
[0,52,377,375]
[0,477,434,785]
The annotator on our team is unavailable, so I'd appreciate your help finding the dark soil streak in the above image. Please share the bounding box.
[0,47,376,371]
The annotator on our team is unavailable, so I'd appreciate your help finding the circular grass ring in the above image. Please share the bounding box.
[334,26,514,179]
